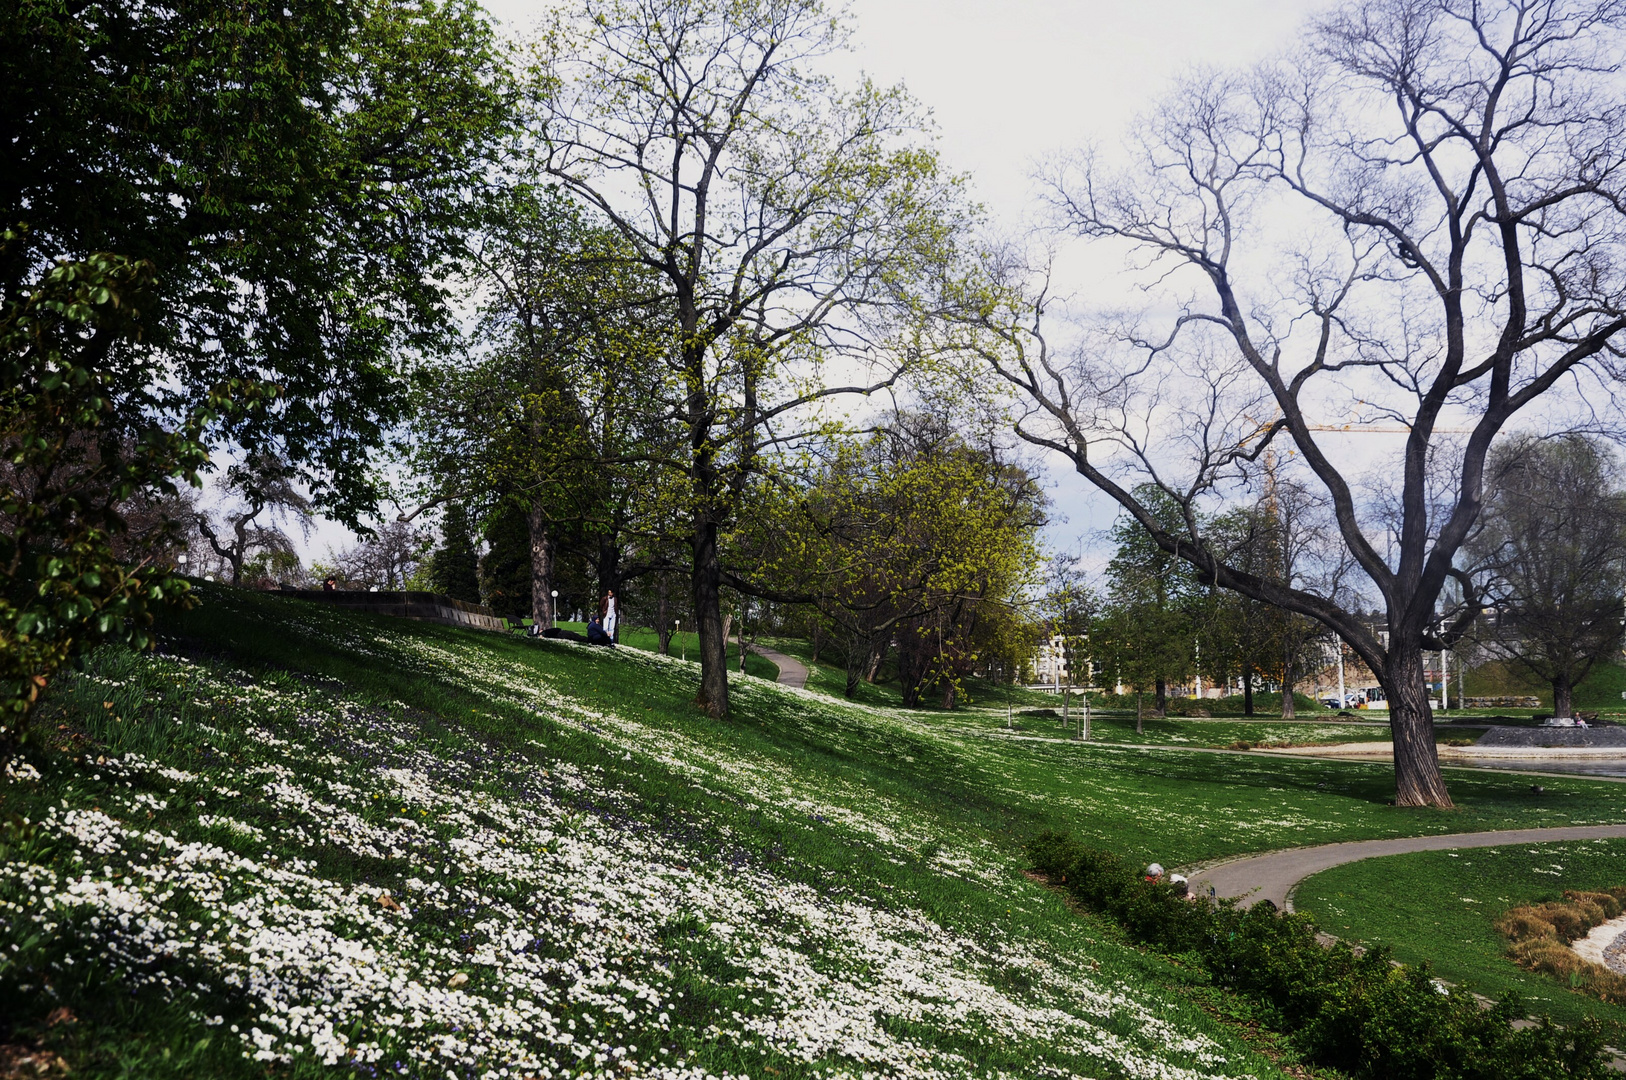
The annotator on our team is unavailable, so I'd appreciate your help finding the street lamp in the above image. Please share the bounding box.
[550,590,559,630]
[676,619,684,661]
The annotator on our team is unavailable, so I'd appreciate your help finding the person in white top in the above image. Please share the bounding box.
[601,590,618,640]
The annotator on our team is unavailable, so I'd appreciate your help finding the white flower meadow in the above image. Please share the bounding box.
[0,609,1254,1080]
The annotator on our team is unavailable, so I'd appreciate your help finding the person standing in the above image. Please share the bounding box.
[601,589,618,641]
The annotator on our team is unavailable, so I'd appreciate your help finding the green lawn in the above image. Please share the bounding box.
[1294,841,1626,1037]
[568,622,782,682]
[6,585,1626,1077]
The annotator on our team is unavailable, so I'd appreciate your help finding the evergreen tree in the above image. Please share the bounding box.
[428,503,481,604]
[479,503,533,621]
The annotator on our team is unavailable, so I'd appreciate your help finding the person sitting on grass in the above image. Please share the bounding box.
[586,615,615,647]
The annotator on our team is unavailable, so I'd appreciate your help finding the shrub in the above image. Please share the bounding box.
[1028,831,1612,1080]
[1496,889,1626,1007]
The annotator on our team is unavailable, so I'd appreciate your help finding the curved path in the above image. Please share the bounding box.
[1187,824,1626,910]
[748,645,809,689]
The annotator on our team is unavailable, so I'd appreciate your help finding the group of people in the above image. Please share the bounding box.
[529,589,617,646]
[586,590,617,646]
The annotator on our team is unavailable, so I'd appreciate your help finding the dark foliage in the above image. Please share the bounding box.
[427,503,481,604]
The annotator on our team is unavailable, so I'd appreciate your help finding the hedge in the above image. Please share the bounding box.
[1027,831,1611,1080]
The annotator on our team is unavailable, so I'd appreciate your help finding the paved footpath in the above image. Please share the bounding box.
[1187,823,1626,910]
[748,645,809,689]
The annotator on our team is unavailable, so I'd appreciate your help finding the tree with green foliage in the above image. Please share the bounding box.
[407,184,677,630]
[0,249,222,759]
[2,0,513,526]
[1097,491,1199,724]
[1469,434,1626,719]
[1202,472,1339,718]
[534,0,971,718]
[1,0,514,731]
[749,414,1045,705]
[427,503,482,604]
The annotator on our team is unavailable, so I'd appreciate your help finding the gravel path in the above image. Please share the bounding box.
[1186,824,1626,910]
[748,645,809,689]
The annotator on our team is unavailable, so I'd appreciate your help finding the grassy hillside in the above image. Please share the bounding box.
[1464,658,1626,712]
[6,585,1626,1077]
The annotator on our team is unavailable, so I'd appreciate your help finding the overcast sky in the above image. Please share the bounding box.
[296,0,1333,569]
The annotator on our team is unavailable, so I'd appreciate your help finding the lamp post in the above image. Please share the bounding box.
[551,590,559,630]
[677,619,684,662]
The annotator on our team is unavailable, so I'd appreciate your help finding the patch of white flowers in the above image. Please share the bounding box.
[0,606,1250,1080]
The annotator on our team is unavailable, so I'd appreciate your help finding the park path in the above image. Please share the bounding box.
[748,644,809,689]
[1186,823,1626,910]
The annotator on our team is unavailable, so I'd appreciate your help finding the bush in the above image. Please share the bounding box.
[1028,831,1612,1080]
[1496,889,1626,1006]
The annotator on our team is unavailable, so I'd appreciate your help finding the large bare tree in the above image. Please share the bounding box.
[971,0,1626,805]
[533,0,968,717]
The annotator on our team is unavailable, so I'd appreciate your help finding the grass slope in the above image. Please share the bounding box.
[1294,841,1626,1037]
[5,587,1626,1077]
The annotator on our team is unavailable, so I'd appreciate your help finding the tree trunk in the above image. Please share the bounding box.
[941,680,956,710]
[844,629,871,699]
[1135,691,1143,735]
[1154,675,1166,717]
[525,503,554,628]
[1553,674,1574,720]
[691,513,729,718]
[865,637,887,683]
[738,611,748,672]
[1280,657,1296,719]
[656,576,671,655]
[1385,648,1454,808]
[1243,670,1255,717]
[811,623,820,663]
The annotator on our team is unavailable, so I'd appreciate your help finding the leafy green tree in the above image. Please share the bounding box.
[534,0,971,718]
[407,185,677,629]
[2,0,514,526]
[1,249,221,757]
[749,415,1045,705]
[1098,489,1199,723]
[426,503,481,604]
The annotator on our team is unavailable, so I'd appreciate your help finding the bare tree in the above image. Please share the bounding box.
[323,521,433,592]
[971,0,1626,805]
[1469,433,1626,718]
[533,0,969,718]
[195,454,311,587]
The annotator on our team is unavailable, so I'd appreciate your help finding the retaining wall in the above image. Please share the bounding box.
[275,589,507,633]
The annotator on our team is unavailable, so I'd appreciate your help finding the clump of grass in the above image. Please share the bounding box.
[1498,889,1626,1004]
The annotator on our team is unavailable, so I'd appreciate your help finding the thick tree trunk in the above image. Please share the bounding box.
[1135,691,1143,735]
[1242,670,1255,717]
[1385,649,1454,808]
[525,503,554,628]
[1154,676,1167,717]
[1553,675,1574,720]
[691,514,729,718]
[1280,659,1296,719]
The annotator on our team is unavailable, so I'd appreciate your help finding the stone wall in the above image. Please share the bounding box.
[275,589,507,633]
